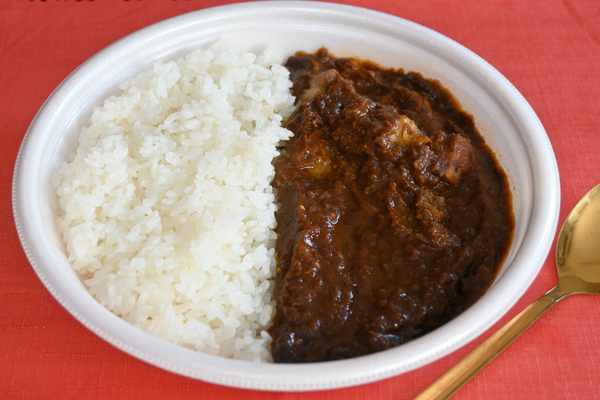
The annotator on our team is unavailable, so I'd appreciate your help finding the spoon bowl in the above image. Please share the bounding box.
[416,183,600,399]
[556,184,600,292]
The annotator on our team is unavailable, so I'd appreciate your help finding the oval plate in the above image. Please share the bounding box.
[12,1,559,391]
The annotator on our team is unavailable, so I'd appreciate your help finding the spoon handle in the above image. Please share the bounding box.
[413,286,568,400]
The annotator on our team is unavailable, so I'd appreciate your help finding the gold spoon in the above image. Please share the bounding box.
[414,184,600,400]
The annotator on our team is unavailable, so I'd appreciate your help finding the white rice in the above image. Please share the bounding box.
[56,45,295,362]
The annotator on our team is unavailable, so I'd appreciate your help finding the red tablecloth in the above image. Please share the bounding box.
[2,1,599,399]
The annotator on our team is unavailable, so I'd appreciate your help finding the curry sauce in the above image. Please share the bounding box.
[269,49,514,363]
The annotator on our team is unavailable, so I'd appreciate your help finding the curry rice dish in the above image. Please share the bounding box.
[56,45,513,364]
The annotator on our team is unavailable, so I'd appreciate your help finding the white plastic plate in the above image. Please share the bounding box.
[12,1,559,391]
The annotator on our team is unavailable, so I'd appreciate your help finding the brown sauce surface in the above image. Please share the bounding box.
[269,48,514,363]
